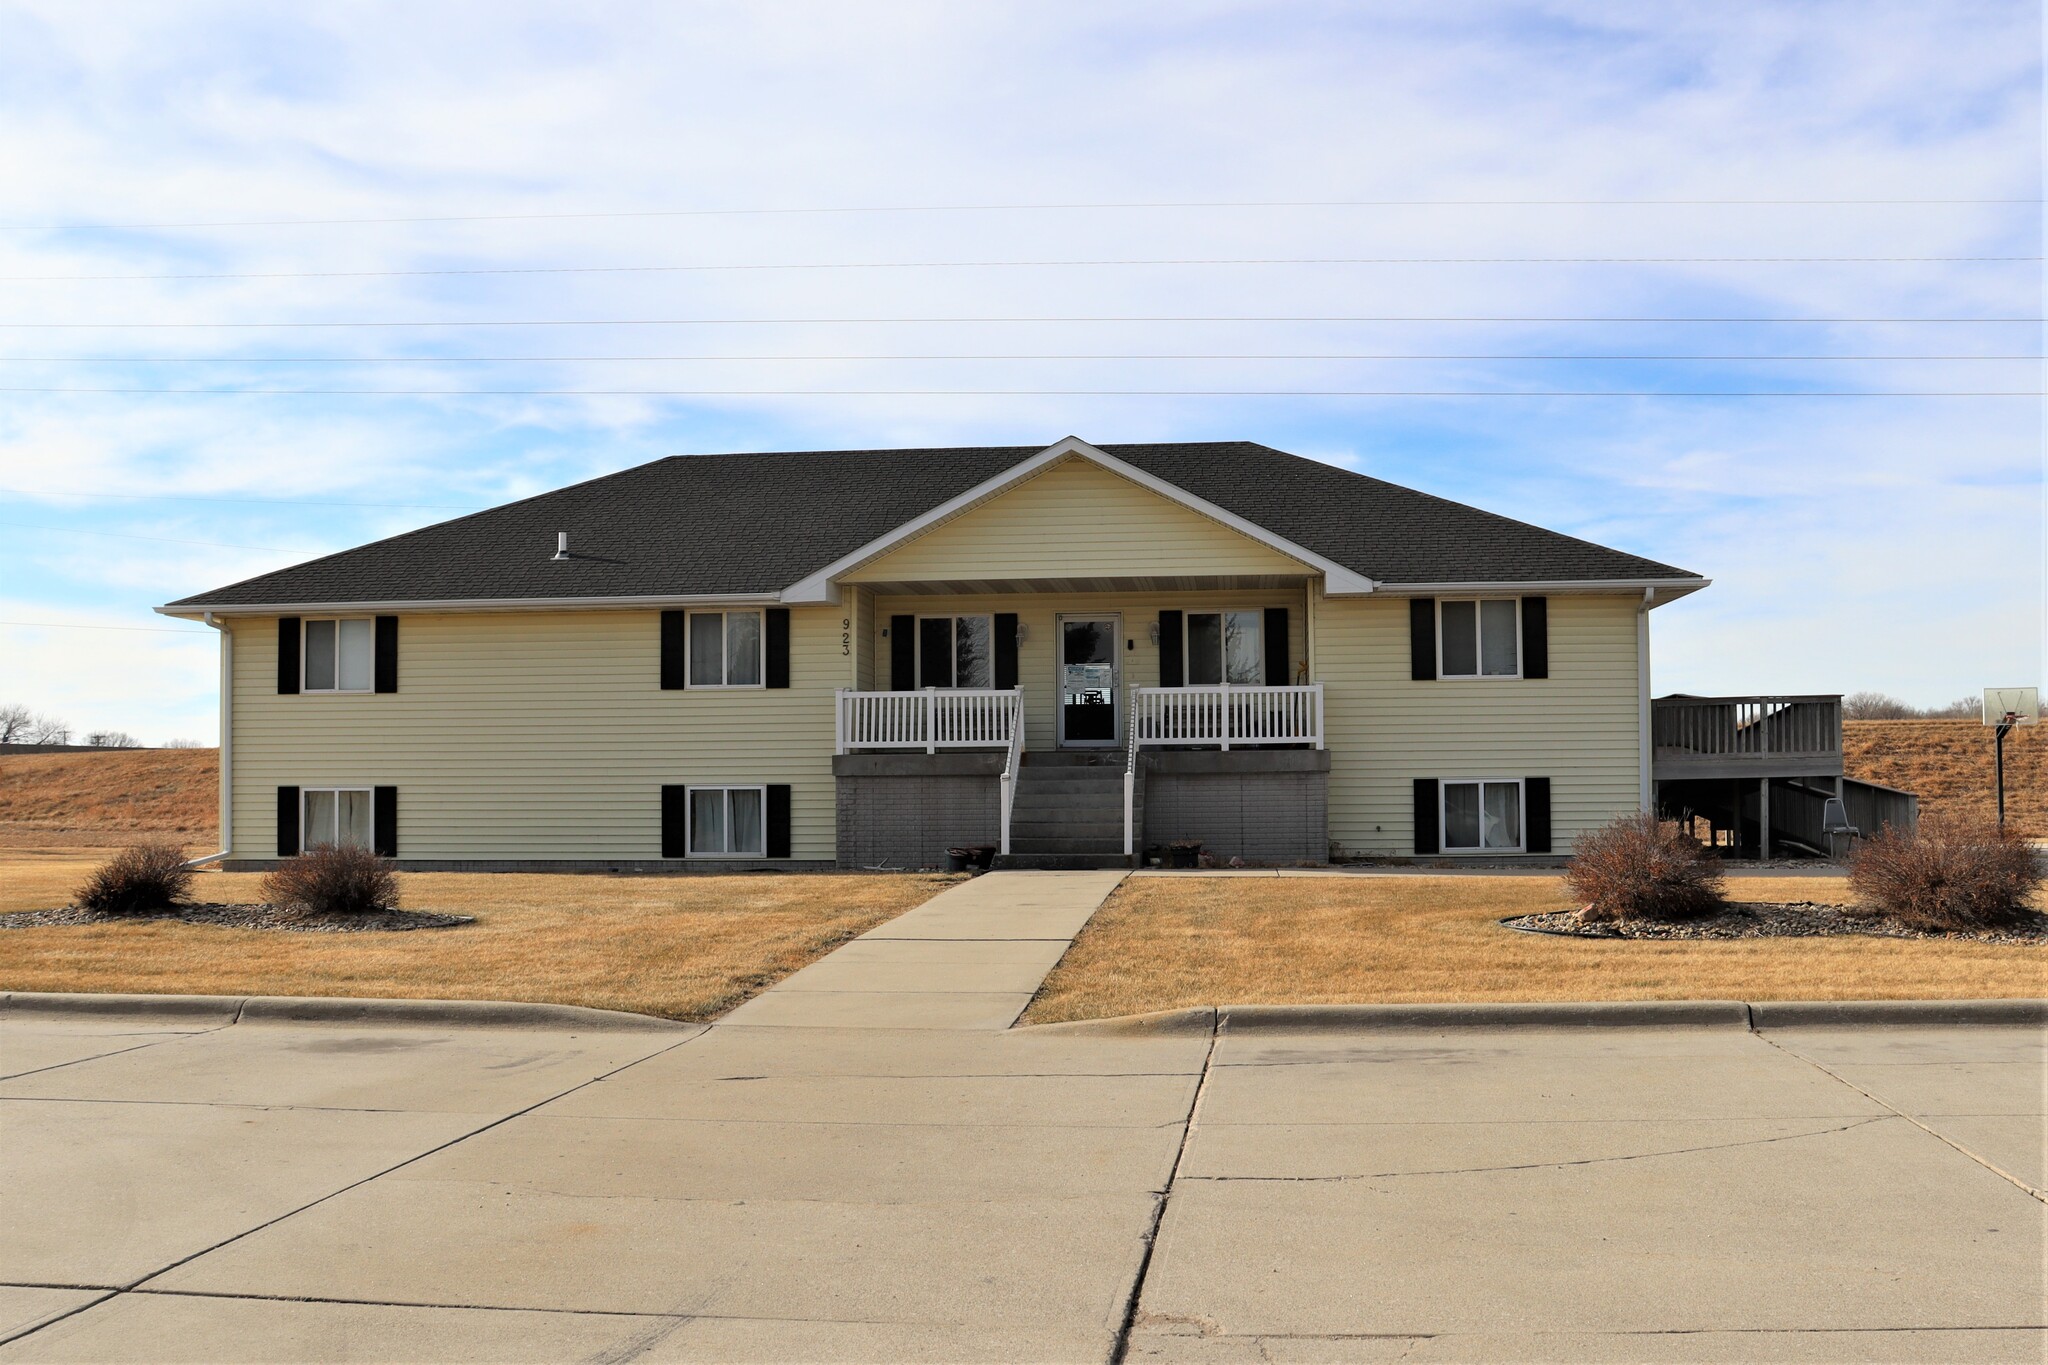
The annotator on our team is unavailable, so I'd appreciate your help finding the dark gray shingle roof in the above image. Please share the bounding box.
[165,441,1698,608]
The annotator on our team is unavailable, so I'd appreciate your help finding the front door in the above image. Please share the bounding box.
[1057,614,1120,747]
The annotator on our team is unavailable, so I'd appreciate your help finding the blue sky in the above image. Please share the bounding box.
[0,0,2039,743]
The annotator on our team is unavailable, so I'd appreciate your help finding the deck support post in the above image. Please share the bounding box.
[1759,777,1772,860]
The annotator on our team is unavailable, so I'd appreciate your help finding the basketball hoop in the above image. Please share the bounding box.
[1982,688,2038,829]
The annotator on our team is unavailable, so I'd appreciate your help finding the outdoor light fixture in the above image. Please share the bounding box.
[1147,621,1161,645]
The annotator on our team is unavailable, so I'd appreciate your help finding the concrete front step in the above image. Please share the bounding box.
[996,852,1135,870]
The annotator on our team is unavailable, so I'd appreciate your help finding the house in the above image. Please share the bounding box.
[158,436,1717,871]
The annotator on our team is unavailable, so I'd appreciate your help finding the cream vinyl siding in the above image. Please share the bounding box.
[841,456,1311,583]
[1316,591,1643,857]
[225,608,842,861]
[871,589,1308,746]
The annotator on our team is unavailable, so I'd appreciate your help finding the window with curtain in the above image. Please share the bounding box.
[303,619,374,692]
[917,614,993,688]
[301,788,373,850]
[1184,610,1263,685]
[687,610,763,687]
[687,786,765,856]
[1442,780,1522,851]
[1439,599,1519,678]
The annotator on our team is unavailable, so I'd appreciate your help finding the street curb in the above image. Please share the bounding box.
[0,991,692,1033]
[1012,998,2048,1035]
[1749,999,2048,1028]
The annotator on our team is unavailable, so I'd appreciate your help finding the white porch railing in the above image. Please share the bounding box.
[835,687,1023,755]
[999,691,1026,857]
[1131,683,1324,750]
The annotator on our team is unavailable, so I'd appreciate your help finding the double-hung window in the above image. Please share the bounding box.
[687,786,765,856]
[917,614,993,689]
[1185,610,1264,685]
[301,788,373,851]
[1442,780,1522,852]
[303,619,374,693]
[1440,599,1519,678]
[687,610,763,687]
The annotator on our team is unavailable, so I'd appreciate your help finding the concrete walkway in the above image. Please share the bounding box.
[0,872,2041,1363]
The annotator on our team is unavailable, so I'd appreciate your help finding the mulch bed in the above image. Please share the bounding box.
[1503,901,2048,946]
[0,903,473,933]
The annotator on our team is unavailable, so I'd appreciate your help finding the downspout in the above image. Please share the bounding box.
[1636,587,1655,812]
[184,612,232,868]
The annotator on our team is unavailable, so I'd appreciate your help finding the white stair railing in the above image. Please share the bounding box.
[999,689,1026,857]
[1123,682,1141,859]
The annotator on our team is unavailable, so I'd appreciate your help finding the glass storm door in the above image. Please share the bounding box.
[1058,615,1120,747]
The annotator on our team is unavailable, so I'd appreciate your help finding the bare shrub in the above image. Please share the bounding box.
[1566,813,1727,924]
[75,841,193,915]
[262,844,400,916]
[1848,815,2043,931]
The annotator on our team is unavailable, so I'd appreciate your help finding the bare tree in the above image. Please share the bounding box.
[26,715,71,744]
[0,703,33,744]
[1842,691,1914,720]
[160,738,208,749]
[85,730,139,748]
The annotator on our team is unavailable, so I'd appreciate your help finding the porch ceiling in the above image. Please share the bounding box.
[852,573,1316,596]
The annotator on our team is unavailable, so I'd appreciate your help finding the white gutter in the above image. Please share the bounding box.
[155,591,782,620]
[1637,587,1655,811]
[184,612,232,868]
[1374,577,1709,598]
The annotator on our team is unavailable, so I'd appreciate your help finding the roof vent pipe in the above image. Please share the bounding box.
[553,532,570,561]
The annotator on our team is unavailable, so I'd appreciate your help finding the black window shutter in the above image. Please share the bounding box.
[1409,599,1437,681]
[277,617,301,694]
[661,785,688,858]
[1413,778,1440,855]
[993,613,1019,689]
[889,615,916,689]
[660,611,688,689]
[372,786,398,858]
[1521,597,1548,679]
[766,785,792,858]
[276,786,300,856]
[1157,611,1184,687]
[765,608,791,688]
[373,616,399,693]
[1263,607,1290,685]
[1525,778,1552,853]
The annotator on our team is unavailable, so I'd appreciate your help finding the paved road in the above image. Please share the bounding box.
[0,873,2041,1363]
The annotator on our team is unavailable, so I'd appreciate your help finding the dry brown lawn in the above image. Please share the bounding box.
[1845,718,2043,837]
[0,748,218,849]
[0,847,951,1021]
[1022,874,2047,1024]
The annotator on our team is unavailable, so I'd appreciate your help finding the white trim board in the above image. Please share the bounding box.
[779,436,1379,603]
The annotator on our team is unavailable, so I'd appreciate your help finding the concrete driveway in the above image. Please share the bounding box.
[1,873,2041,1363]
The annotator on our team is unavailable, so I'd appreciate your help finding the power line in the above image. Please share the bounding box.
[7,196,2039,231]
[0,521,286,550]
[2,315,2036,328]
[0,619,211,635]
[0,353,2036,364]
[0,485,476,510]
[8,254,2038,282]
[0,386,2034,398]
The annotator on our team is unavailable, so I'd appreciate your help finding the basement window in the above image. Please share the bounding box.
[1442,779,1522,852]
[687,610,763,687]
[687,786,765,857]
[917,614,993,689]
[302,788,373,851]
[1439,599,1519,678]
[303,619,374,693]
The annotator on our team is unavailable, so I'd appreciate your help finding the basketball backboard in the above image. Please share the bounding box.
[1983,687,2039,725]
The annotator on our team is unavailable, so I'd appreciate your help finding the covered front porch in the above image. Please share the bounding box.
[826,580,1329,869]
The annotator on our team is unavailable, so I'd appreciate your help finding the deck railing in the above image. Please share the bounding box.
[1652,695,1842,759]
[1130,683,1324,751]
[835,687,1023,754]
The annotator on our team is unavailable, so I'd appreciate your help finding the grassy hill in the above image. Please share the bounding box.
[1844,719,2043,838]
[0,747,218,850]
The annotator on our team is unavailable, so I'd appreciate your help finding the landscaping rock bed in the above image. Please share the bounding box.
[0,903,473,933]
[1503,901,2047,946]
